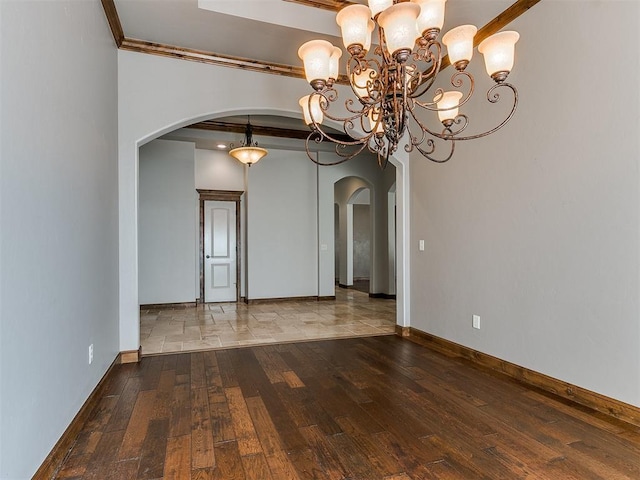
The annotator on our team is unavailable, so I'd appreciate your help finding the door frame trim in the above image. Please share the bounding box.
[197,189,243,304]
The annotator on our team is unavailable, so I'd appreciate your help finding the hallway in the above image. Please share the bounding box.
[140,288,396,355]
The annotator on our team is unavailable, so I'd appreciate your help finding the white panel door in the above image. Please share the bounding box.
[204,200,237,302]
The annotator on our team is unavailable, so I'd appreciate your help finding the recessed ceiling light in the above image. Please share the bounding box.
[217,143,226,149]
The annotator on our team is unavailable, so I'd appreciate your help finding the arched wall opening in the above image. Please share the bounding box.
[118,51,411,352]
[334,179,374,291]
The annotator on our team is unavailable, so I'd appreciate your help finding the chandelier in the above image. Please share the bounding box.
[229,116,268,166]
[297,0,520,168]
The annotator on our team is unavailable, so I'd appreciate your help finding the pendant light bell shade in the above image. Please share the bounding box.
[229,117,268,166]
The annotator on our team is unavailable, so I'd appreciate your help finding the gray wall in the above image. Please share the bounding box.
[410,0,640,406]
[353,204,371,280]
[138,140,198,304]
[247,149,318,299]
[195,148,245,192]
[0,1,119,478]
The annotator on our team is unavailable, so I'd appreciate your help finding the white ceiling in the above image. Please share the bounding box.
[115,0,515,67]
[114,0,518,149]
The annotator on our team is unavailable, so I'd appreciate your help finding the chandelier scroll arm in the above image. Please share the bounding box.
[305,89,378,146]
[408,41,444,99]
[440,82,518,141]
[405,130,456,164]
[405,103,467,142]
[416,138,456,163]
[303,132,369,166]
[413,70,475,113]
[345,56,383,106]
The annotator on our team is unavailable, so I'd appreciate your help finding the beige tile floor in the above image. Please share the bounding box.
[140,287,396,355]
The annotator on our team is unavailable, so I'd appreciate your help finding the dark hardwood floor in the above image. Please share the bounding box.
[54,335,640,479]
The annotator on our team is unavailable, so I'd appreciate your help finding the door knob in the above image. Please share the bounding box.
[206,255,211,259]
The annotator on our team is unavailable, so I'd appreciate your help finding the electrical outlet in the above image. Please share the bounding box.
[472,315,481,329]
[88,344,94,364]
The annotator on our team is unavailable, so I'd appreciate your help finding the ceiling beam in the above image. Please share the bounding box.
[100,0,124,47]
[119,38,309,79]
[282,0,354,13]
[187,120,354,143]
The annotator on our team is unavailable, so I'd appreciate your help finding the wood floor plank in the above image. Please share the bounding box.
[325,430,383,479]
[383,474,412,480]
[169,383,191,438]
[176,353,192,378]
[211,441,245,480]
[191,352,207,390]
[137,418,170,480]
[54,336,640,480]
[192,466,215,480]
[215,350,239,388]
[253,347,286,384]
[225,386,263,456]
[245,395,283,457]
[264,449,302,480]
[208,389,236,444]
[240,453,274,480]
[140,355,164,391]
[164,434,191,480]
[191,387,216,469]
[152,368,176,420]
[118,389,156,460]
[105,376,143,432]
[298,425,349,480]
[282,370,305,388]
[332,417,405,477]
[83,395,119,432]
[81,429,126,480]
[203,350,222,391]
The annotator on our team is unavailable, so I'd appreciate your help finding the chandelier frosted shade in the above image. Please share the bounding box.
[368,0,393,18]
[478,31,520,78]
[299,95,324,125]
[297,0,521,168]
[298,40,334,86]
[329,47,343,82]
[336,5,374,52]
[435,91,463,123]
[377,3,421,57]
[414,0,447,34]
[442,24,477,66]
